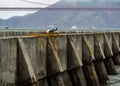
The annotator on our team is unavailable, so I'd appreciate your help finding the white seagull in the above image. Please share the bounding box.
[46,28,58,33]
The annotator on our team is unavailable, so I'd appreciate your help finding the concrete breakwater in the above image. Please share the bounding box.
[0,31,120,86]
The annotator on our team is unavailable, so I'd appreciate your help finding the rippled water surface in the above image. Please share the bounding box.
[106,66,120,86]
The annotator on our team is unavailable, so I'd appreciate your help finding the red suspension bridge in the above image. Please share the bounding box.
[0,7,120,11]
[0,0,120,11]
[20,0,50,5]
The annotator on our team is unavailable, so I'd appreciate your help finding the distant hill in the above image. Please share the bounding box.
[0,0,120,29]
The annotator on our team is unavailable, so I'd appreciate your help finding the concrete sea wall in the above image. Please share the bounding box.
[0,31,120,86]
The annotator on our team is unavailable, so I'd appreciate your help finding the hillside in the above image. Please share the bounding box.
[0,0,120,29]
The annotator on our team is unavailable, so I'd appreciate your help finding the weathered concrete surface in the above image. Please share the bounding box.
[0,38,17,86]
[47,36,67,76]
[68,35,83,69]
[112,33,120,54]
[111,33,120,65]
[94,33,105,60]
[17,37,47,85]
[0,31,120,86]
[82,34,95,64]
[104,33,113,57]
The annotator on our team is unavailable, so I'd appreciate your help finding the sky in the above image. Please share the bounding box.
[0,0,60,19]
[0,0,120,19]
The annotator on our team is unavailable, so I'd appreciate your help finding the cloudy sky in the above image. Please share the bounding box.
[0,0,60,19]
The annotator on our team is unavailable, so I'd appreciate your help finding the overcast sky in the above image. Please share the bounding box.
[0,0,60,19]
[0,0,120,19]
